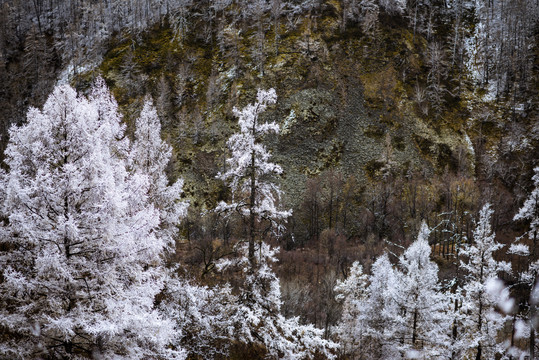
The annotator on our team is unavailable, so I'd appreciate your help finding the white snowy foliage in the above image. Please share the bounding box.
[160,277,234,358]
[457,204,511,359]
[393,222,452,358]
[0,83,184,359]
[130,95,188,247]
[333,261,369,356]
[214,87,335,358]
[217,242,338,359]
[217,88,291,230]
[334,261,369,302]
[509,166,539,358]
[217,242,337,359]
[514,167,539,237]
[335,253,400,359]
[508,243,530,257]
[379,0,406,14]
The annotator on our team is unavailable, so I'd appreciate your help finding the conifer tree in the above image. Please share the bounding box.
[216,88,290,264]
[0,83,184,359]
[336,253,400,359]
[216,88,336,359]
[511,166,539,358]
[130,95,188,247]
[336,224,452,359]
[393,223,452,358]
[457,204,511,359]
[334,261,369,357]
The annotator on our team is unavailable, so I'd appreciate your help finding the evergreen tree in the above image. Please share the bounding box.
[160,278,235,359]
[334,261,369,358]
[457,204,511,359]
[0,83,184,359]
[216,88,290,264]
[393,222,452,358]
[217,242,338,359]
[216,88,337,359]
[336,253,400,359]
[511,166,539,358]
[336,224,452,359]
[130,95,188,248]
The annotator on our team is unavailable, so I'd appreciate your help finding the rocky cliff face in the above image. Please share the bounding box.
[86,9,494,216]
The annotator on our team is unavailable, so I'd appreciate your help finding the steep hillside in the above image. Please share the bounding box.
[73,1,538,239]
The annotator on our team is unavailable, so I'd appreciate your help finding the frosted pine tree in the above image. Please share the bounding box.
[457,204,511,359]
[216,88,337,359]
[160,279,236,358]
[393,223,452,358]
[88,76,128,158]
[217,242,338,359]
[511,166,539,358]
[336,253,400,359]
[334,261,369,358]
[0,83,184,359]
[130,95,188,247]
[217,88,290,263]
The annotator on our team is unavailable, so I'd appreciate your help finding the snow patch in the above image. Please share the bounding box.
[57,62,98,85]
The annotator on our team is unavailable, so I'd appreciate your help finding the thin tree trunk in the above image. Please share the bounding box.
[530,325,535,360]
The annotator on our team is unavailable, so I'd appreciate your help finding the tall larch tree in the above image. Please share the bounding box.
[393,222,452,358]
[333,261,369,358]
[129,95,188,248]
[336,253,400,359]
[216,88,290,264]
[216,88,337,359]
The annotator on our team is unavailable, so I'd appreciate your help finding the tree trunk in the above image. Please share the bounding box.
[530,304,535,360]
[249,148,256,265]
[412,308,418,346]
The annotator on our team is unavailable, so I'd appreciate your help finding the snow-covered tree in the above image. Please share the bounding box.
[88,76,129,157]
[216,88,336,358]
[0,83,184,359]
[336,224,452,359]
[160,277,235,358]
[336,253,400,359]
[130,95,188,248]
[393,222,452,358]
[511,166,539,358]
[457,204,511,359]
[216,88,290,264]
[379,0,406,15]
[334,261,369,357]
[217,242,338,359]
[512,167,539,280]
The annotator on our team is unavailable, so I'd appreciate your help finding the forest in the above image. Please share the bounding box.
[0,0,538,359]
